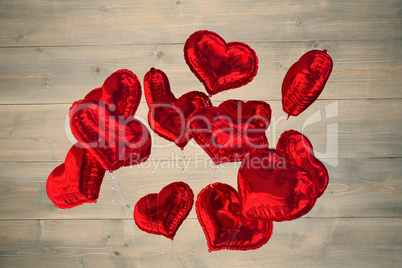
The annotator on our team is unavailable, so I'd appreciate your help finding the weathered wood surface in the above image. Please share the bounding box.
[0,40,400,104]
[0,0,401,267]
[0,158,401,220]
[0,0,401,47]
[0,99,400,163]
[0,218,401,267]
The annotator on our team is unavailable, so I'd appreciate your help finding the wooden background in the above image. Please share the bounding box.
[0,0,401,267]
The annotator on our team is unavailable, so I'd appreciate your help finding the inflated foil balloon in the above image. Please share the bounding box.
[276,130,329,198]
[84,69,142,117]
[188,106,269,164]
[218,99,272,129]
[184,30,258,95]
[149,91,212,149]
[238,149,317,222]
[143,68,177,107]
[69,100,151,172]
[196,183,273,251]
[282,49,333,117]
[47,143,106,209]
[134,182,194,240]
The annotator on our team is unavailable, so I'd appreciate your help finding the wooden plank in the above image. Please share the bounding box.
[0,40,401,104]
[0,99,400,163]
[0,0,400,267]
[0,218,401,267]
[0,157,401,220]
[0,0,401,47]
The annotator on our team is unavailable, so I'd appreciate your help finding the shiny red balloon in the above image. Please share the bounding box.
[46,143,106,209]
[84,69,142,117]
[276,130,329,198]
[134,182,194,240]
[282,49,333,117]
[143,68,177,107]
[218,99,272,130]
[184,30,258,95]
[188,106,269,164]
[149,91,212,149]
[196,183,273,251]
[238,149,317,221]
[69,100,151,172]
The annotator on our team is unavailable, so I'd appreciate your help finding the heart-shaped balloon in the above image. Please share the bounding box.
[143,68,177,108]
[134,182,194,240]
[148,91,212,149]
[196,183,273,251]
[184,30,258,95]
[238,149,317,222]
[218,99,272,129]
[84,69,142,117]
[188,106,269,164]
[276,130,329,198]
[46,143,106,209]
[282,49,333,117]
[69,100,151,172]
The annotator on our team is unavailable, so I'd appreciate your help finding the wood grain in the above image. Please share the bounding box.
[0,0,401,47]
[0,99,400,163]
[0,218,401,267]
[0,40,400,104]
[0,0,401,266]
[0,157,401,220]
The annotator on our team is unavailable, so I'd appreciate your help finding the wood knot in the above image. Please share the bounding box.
[296,17,303,26]
[17,34,24,41]
[44,79,50,89]
[157,51,164,59]
[102,7,109,14]
[113,251,121,256]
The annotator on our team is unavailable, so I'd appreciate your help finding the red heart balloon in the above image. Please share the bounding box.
[148,91,212,149]
[143,68,177,108]
[184,30,258,96]
[282,49,333,117]
[238,149,317,222]
[46,143,106,209]
[84,69,142,117]
[218,99,272,129]
[276,130,329,198]
[188,106,269,164]
[134,182,194,240]
[69,100,151,172]
[196,183,273,251]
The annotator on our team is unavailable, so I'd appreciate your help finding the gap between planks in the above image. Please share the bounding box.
[0,216,400,221]
[0,37,401,49]
[1,97,402,106]
[0,156,400,164]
